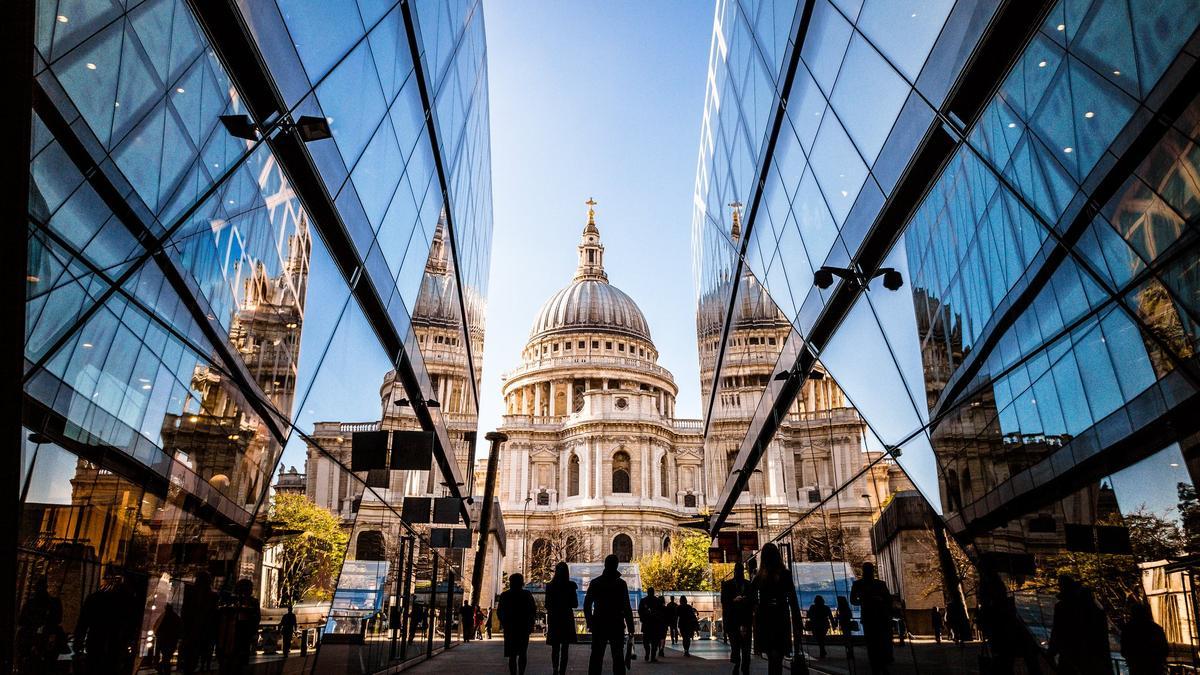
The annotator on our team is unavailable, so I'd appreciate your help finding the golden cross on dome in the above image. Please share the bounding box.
[586,197,597,225]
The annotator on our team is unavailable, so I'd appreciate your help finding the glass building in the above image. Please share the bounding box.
[18,0,492,672]
[694,0,1200,670]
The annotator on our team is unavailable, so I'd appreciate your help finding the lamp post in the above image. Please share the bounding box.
[521,495,533,577]
[471,432,506,618]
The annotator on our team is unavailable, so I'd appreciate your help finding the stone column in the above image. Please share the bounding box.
[640,445,649,497]
[534,383,542,417]
[548,380,556,416]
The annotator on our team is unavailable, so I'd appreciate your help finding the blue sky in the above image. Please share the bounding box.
[476,0,714,436]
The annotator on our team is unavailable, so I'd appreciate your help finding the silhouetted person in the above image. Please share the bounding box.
[181,572,219,674]
[1048,575,1110,674]
[638,588,663,662]
[74,573,139,675]
[545,562,579,675]
[406,602,424,645]
[851,562,893,675]
[475,606,485,640]
[280,606,297,657]
[931,606,943,643]
[976,569,1039,675]
[807,595,833,659]
[721,562,755,674]
[155,604,182,674]
[583,554,635,675]
[460,600,474,642]
[665,596,679,645]
[18,575,65,674]
[486,607,493,639]
[752,543,803,675]
[1121,601,1167,675]
[215,578,261,675]
[498,573,537,675]
[677,596,699,656]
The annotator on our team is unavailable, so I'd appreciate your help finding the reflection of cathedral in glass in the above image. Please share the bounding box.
[302,212,483,579]
[696,204,911,564]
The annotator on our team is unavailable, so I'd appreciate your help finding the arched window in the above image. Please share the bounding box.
[565,536,581,563]
[659,456,669,497]
[613,533,633,562]
[662,536,671,552]
[612,451,631,494]
[684,493,697,508]
[355,531,385,561]
[568,454,580,496]
[536,489,550,506]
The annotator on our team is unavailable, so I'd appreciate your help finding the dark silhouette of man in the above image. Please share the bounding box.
[665,596,679,645]
[280,606,297,657]
[931,606,943,643]
[851,562,893,675]
[181,572,219,674]
[806,595,833,658]
[584,555,635,675]
[721,562,755,674]
[460,600,475,642]
[74,572,139,675]
[215,578,261,675]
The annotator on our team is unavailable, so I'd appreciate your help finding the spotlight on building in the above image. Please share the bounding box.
[814,267,835,289]
[880,268,904,291]
[394,397,441,408]
[288,115,333,142]
[219,114,259,141]
[814,265,904,292]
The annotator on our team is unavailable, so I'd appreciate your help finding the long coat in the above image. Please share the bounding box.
[498,588,537,657]
[544,579,579,645]
[752,570,802,655]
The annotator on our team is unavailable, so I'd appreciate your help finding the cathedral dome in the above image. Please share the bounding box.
[527,200,653,344]
[530,278,651,342]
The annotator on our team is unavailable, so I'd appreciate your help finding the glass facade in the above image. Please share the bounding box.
[21,0,492,673]
[695,0,1200,671]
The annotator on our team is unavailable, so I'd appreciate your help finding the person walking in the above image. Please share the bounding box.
[1048,575,1110,674]
[460,600,474,642]
[215,578,261,675]
[486,607,494,639]
[545,562,579,675]
[74,572,139,675]
[498,573,537,675]
[280,606,297,657]
[931,606,943,644]
[807,595,833,659]
[752,543,803,675]
[851,562,893,675]
[677,596,699,656]
[583,554,635,675]
[1121,601,1167,675]
[475,606,485,640]
[638,588,663,662]
[721,562,755,674]
[154,604,182,674]
[665,596,679,646]
[180,572,219,674]
[18,575,65,674]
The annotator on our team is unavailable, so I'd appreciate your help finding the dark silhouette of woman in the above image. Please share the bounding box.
[545,563,579,674]
[498,573,537,675]
[752,543,803,675]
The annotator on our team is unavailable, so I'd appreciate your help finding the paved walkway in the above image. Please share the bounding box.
[400,637,773,674]
[400,636,984,674]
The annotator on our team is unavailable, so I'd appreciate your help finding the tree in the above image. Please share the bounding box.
[271,492,348,607]
[528,528,595,584]
[638,531,721,591]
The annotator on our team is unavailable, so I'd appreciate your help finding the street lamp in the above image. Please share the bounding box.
[521,495,533,577]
